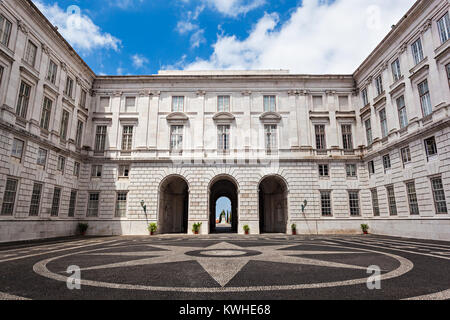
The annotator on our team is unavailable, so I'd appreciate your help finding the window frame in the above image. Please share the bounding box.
[263,95,276,112]
[396,95,408,129]
[121,125,134,151]
[391,58,402,82]
[217,125,230,152]
[315,125,327,151]
[11,138,25,161]
[87,192,100,217]
[437,12,450,44]
[371,188,380,216]
[418,80,432,117]
[115,191,128,218]
[386,185,398,216]
[406,181,420,215]
[431,177,448,214]
[0,14,12,47]
[411,38,424,65]
[1,178,18,216]
[320,191,332,217]
[348,191,361,216]
[172,96,184,112]
[50,187,61,217]
[37,148,48,168]
[29,182,43,217]
[217,95,231,112]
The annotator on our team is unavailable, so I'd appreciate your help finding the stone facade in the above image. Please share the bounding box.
[0,0,449,242]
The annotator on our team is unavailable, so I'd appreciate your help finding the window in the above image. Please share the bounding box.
[24,41,37,67]
[100,97,110,110]
[315,125,326,151]
[80,89,87,109]
[1,178,18,216]
[424,137,438,160]
[91,165,102,178]
[406,181,419,215]
[95,126,107,152]
[46,60,58,84]
[170,125,183,151]
[411,38,424,65]
[122,126,133,151]
[368,161,375,176]
[447,64,450,86]
[119,165,130,178]
[263,95,276,112]
[68,190,77,217]
[73,162,80,177]
[172,96,184,112]
[391,59,402,82]
[418,80,432,117]
[57,156,65,173]
[0,14,12,46]
[40,97,52,131]
[16,81,31,119]
[75,120,84,148]
[431,177,448,214]
[60,110,70,141]
[265,125,277,153]
[348,191,360,216]
[115,192,128,217]
[371,189,380,216]
[318,164,329,177]
[11,138,24,160]
[87,192,100,217]
[396,96,408,129]
[125,97,135,110]
[0,65,3,89]
[29,183,43,217]
[383,154,391,172]
[401,147,412,166]
[64,76,74,98]
[437,12,450,44]
[320,191,332,216]
[365,119,373,145]
[361,88,369,106]
[386,186,397,216]
[37,148,47,167]
[342,125,353,151]
[346,164,357,178]
[218,96,230,112]
[379,109,388,138]
[375,75,383,96]
[218,125,230,152]
[50,187,61,217]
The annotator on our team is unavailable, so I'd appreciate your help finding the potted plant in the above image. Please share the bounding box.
[192,222,202,235]
[291,224,297,235]
[243,225,250,235]
[148,223,157,236]
[361,224,369,235]
[77,223,88,236]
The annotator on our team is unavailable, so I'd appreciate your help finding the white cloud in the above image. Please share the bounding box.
[34,1,121,52]
[132,54,149,68]
[183,0,415,74]
[177,21,198,34]
[204,0,266,17]
[109,0,144,10]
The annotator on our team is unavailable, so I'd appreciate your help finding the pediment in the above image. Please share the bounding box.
[213,112,235,124]
[259,112,282,124]
[166,112,189,124]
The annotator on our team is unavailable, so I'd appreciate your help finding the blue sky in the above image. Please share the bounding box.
[216,197,231,220]
[33,0,415,75]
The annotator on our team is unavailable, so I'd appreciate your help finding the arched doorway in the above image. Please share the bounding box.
[209,177,238,233]
[158,176,189,234]
[259,175,288,234]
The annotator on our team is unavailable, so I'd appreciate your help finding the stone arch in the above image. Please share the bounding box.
[258,174,289,234]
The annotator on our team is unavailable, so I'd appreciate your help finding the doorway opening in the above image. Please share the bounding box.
[215,197,232,233]
[158,176,189,234]
[259,175,288,234]
[209,178,238,233]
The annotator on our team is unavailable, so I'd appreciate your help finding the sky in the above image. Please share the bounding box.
[216,197,231,220]
[32,0,416,75]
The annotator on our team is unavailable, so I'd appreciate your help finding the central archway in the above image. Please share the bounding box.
[259,175,288,234]
[209,176,239,233]
[158,175,189,234]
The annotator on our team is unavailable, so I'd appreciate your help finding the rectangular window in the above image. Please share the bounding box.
[218,125,230,152]
[320,191,332,216]
[11,138,24,160]
[315,125,326,151]
[418,80,432,117]
[0,14,12,46]
[122,126,133,151]
[75,120,84,148]
[37,148,47,167]
[431,177,448,214]
[383,154,391,172]
[368,161,375,176]
[119,165,130,178]
[265,125,277,153]
[365,119,373,145]
[424,137,438,160]
[379,109,388,138]
[24,41,37,67]
[46,60,58,84]
[68,190,77,217]
[375,75,384,96]
[73,162,80,177]
[346,164,357,178]
[91,165,102,178]
[318,164,329,177]
[29,182,43,217]
[218,96,230,112]
[64,76,74,98]
[172,96,184,112]
[125,97,136,110]
[57,156,65,174]
[50,187,61,217]
[361,88,369,106]
[386,186,398,216]
[16,81,31,119]
[371,189,380,216]
[87,192,100,217]
[406,181,420,215]
[170,125,183,151]
[447,63,450,86]
[1,178,18,216]
[95,126,107,152]
[391,58,402,82]
[342,125,353,151]
[263,95,276,112]
[437,12,450,44]
[411,38,424,65]
[80,89,87,109]
[401,147,412,167]
[396,96,408,129]
[115,192,128,218]
[60,110,70,141]
[349,191,360,216]
[40,97,52,131]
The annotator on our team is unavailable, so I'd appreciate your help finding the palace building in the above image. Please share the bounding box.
[0,0,449,242]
